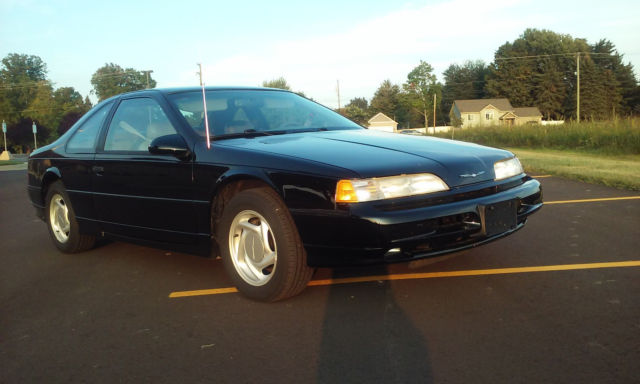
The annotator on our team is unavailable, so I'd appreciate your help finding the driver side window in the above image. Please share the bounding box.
[104,98,177,152]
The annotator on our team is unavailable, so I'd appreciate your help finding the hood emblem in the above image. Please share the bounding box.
[459,171,485,178]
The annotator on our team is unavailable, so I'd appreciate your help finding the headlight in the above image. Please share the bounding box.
[494,157,523,181]
[335,173,449,203]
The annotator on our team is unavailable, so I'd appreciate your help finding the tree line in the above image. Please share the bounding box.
[0,55,157,153]
[1,29,638,152]
[342,29,639,128]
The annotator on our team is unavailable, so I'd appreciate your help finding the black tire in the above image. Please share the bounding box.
[44,181,96,253]
[217,187,314,301]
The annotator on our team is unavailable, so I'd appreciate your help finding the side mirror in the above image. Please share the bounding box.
[148,134,191,159]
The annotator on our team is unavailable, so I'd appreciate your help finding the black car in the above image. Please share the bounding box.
[28,87,542,301]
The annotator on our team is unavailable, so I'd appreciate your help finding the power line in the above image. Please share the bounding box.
[494,51,633,61]
[0,69,156,90]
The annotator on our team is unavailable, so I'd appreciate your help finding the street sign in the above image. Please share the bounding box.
[2,120,6,152]
[32,122,37,134]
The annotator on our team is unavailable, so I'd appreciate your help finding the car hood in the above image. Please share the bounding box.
[218,129,514,187]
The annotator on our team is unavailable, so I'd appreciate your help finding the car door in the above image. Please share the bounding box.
[59,100,114,230]
[92,96,198,246]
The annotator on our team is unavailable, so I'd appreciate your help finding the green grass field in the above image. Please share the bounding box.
[438,119,640,156]
[0,160,24,166]
[430,119,640,190]
[509,148,640,190]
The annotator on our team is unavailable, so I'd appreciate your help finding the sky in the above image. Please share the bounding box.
[1,0,639,108]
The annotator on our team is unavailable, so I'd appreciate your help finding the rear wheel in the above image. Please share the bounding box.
[218,187,313,301]
[45,181,95,253]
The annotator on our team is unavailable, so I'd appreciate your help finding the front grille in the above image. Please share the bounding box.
[386,212,483,246]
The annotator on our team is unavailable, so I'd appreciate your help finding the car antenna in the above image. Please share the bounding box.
[198,63,211,149]
[201,83,211,149]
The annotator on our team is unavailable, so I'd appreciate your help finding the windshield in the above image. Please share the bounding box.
[167,89,362,138]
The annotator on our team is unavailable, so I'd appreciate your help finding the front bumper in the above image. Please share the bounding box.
[292,176,542,267]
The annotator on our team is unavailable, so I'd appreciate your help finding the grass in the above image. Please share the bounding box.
[507,147,640,191]
[436,118,640,156]
[429,119,640,190]
[0,160,24,166]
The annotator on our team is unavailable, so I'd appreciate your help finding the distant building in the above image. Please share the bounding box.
[367,112,398,132]
[512,107,544,125]
[451,98,542,128]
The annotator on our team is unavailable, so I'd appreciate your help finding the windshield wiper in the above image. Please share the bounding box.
[211,129,286,141]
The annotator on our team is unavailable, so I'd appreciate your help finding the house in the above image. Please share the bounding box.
[450,98,542,128]
[367,112,398,132]
[512,107,543,125]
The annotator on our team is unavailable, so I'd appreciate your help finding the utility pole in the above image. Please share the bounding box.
[336,80,341,110]
[576,53,580,122]
[197,63,203,87]
[142,70,154,89]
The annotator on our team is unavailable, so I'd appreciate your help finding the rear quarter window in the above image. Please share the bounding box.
[66,101,113,153]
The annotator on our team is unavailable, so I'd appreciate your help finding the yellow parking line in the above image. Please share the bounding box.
[546,196,640,205]
[168,260,640,298]
[170,287,238,297]
[531,175,552,178]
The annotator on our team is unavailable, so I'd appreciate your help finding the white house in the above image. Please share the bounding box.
[450,98,542,128]
[367,112,398,132]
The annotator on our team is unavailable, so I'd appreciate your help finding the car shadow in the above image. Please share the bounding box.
[315,264,433,383]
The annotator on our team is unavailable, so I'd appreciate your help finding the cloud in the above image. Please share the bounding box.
[196,0,540,107]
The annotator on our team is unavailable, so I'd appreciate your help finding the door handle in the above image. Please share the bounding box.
[92,166,104,175]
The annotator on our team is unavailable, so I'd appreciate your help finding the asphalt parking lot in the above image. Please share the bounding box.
[1,168,639,383]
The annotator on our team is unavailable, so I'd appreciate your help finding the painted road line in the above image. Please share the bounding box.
[170,286,238,297]
[546,196,640,205]
[169,260,640,298]
[531,175,552,178]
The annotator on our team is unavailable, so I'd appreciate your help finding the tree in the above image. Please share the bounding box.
[402,60,442,128]
[262,77,292,90]
[0,53,57,150]
[591,39,637,116]
[484,28,637,119]
[370,80,402,121]
[26,82,56,131]
[91,63,156,101]
[579,56,612,120]
[53,87,92,136]
[533,60,566,120]
[485,29,591,117]
[0,53,48,125]
[348,97,369,110]
[0,53,93,150]
[6,118,38,153]
[342,98,371,125]
[442,60,489,122]
[485,56,536,107]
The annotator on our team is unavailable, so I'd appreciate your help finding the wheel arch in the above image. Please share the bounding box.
[209,169,283,245]
[41,167,63,204]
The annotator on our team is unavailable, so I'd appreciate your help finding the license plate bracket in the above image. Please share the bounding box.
[480,200,518,236]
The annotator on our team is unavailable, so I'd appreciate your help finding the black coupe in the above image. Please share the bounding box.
[28,87,542,301]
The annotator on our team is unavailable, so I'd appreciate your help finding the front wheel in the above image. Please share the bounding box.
[45,181,95,253]
[217,187,314,301]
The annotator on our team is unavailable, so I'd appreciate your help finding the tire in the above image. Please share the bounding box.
[217,187,314,301]
[45,181,96,253]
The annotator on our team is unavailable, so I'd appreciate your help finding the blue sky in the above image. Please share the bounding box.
[1,0,639,107]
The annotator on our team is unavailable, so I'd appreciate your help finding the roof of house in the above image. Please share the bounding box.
[368,112,397,124]
[500,111,517,120]
[454,98,514,113]
[513,107,542,117]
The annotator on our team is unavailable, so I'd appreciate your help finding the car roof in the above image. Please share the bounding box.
[114,86,291,98]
